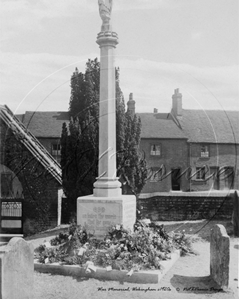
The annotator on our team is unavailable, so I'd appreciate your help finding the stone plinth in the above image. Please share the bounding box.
[0,237,34,299]
[77,195,136,238]
[210,224,230,289]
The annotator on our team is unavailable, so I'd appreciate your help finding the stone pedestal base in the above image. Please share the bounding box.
[77,195,136,238]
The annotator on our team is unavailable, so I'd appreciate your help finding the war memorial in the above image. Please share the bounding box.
[77,0,136,237]
[0,1,238,298]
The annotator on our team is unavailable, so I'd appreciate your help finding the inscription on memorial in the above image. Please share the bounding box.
[78,201,122,234]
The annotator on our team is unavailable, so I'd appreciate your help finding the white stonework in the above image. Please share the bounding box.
[77,195,136,237]
[77,1,136,237]
[93,30,121,198]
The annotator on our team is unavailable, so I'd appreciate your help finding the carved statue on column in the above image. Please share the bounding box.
[98,0,113,27]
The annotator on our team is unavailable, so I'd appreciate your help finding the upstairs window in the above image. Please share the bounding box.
[52,143,61,156]
[150,144,161,156]
[200,145,209,158]
[196,166,206,180]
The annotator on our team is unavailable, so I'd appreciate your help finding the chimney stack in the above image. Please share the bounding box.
[172,88,182,116]
[153,108,158,113]
[127,93,135,116]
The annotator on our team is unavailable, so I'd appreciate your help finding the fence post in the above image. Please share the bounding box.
[232,191,239,237]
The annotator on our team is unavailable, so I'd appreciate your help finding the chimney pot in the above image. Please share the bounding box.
[127,93,135,116]
[172,88,182,116]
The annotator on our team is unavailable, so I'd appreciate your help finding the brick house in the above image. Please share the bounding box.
[0,105,63,235]
[138,113,189,193]
[180,108,238,192]
[134,89,239,193]
[3,88,238,200]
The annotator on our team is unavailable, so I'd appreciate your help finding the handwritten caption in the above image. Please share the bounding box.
[97,286,223,293]
[98,287,171,292]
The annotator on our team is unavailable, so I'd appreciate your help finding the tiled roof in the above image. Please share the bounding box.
[20,111,69,138]
[138,113,187,139]
[180,109,239,144]
[15,109,239,144]
[18,111,187,140]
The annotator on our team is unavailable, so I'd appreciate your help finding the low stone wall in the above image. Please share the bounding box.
[138,192,234,221]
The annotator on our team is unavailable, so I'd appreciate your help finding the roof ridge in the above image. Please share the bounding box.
[183,108,239,113]
[24,110,68,113]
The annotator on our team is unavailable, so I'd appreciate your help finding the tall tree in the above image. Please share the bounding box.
[119,113,148,196]
[69,68,86,120]
[61,58,147,217]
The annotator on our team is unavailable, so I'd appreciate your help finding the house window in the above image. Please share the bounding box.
[1,173,13,197]
[196,166,206,180]
[52,143,61,156]
[150,144,161,156]
[148,167,162,182]
[200,145,209,158]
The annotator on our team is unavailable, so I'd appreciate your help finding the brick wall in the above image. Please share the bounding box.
[140,138,189,193]
[138,192,234,221]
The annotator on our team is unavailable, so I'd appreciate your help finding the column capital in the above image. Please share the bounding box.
[96,31,118,47]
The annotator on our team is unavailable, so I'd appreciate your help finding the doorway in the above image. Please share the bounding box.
[210,167,220,190]
[171,168,181,191]
[224,167,234,189]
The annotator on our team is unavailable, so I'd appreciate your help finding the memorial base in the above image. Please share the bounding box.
[77,195,136,238]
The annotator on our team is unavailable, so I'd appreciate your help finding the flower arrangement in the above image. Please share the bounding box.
[35,221,194,271]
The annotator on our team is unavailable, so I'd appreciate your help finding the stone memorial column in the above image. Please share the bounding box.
[77,0,136,238]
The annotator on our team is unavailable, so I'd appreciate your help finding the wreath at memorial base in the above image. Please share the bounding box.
[35,221,194,271]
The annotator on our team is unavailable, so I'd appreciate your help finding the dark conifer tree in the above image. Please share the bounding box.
[61,58,147,218]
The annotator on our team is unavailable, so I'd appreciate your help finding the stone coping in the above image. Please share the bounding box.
[0,234,23,238]
[139,190,235,199]
[34,250,180,284]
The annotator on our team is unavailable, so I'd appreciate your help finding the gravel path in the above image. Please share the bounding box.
[33,237,239,299]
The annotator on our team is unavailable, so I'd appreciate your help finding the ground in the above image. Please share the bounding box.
[29,220,239,299]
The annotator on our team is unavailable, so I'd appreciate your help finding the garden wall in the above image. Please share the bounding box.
[138,191,234,221]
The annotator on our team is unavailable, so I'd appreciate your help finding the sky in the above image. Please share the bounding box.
[0,0,238,114]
